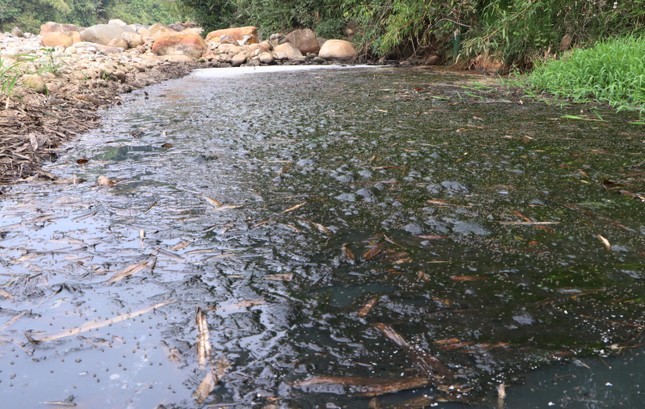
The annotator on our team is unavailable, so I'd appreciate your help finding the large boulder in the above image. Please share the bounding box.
[80,24,134,46]
[40,22,81,34]
[285,28,320,54]
[205,26,258,45]
[146,23,177,40]
[151,32,207,59]
[41,31,81,48]
[273,42,303,60]
[318,39,356,61]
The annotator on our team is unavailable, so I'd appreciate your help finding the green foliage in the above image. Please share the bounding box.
[0,0,183,32]
[106,0,179,25]
[462,0,645,68]
[528,35,645,114]
[0,57,23,98]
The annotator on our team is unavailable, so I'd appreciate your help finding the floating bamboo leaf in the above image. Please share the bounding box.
[374,323,453,381]
[357,296,379,317]
[107,260,150,284]
[363,243,384,261]
[29,301,174,343]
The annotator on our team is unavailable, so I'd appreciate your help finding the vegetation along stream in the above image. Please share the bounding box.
[1,66,643,408]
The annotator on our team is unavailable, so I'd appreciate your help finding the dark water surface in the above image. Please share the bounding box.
[1,66,643,408]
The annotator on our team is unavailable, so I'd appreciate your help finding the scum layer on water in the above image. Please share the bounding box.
[0,66,643,408]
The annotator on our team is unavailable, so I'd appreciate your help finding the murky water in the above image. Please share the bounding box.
[1,66,643,408]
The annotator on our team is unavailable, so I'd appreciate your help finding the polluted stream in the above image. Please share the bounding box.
[0,65,643,408]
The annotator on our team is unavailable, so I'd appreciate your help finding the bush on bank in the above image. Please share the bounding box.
[528,35,645,114]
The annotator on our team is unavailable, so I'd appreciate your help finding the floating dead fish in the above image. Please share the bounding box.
[341,243,356,261]
[265,273,293,282]
[310,221,332,236]
[293,376,430,397]
[417,235,447,240]
[196,307,212,370]
[53,177,86,185]
[107,260,150,284]
[97,175,117,186]
[450,275,487,282]
[596,234,611,251]
[282,202,306,213]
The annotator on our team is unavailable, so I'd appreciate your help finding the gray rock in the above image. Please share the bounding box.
[81,24,134,46]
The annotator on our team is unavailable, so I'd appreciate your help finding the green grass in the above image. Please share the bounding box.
[527,35,645,115]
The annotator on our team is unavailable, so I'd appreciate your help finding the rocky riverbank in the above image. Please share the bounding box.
[0,20,359,185]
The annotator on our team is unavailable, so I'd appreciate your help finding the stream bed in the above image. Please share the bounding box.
[1,66,643,408]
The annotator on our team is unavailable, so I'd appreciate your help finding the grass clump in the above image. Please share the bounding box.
[527,35,645,114]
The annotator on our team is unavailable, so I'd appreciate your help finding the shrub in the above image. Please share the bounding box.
[528,35,645,113]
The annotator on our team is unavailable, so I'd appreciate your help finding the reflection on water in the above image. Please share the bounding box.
[0,66,643,408]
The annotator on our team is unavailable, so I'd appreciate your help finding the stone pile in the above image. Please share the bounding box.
[31,20,356,66]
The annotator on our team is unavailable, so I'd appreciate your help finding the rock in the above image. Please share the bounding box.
[41,31,79,48]
[231,51,248,66]
[560,34,573,51]
[108,37,129,50]
[205,26,258,45]
[108,19,128,27]
[258,52,274,64]
[40,22,81,34]
[81,24,134,46]
[151,32,207,59]
[269,33,287,47]
[218,44,241,55]
[146,23,177,40]
[273,42,303,60]
[11,27,23,37]
[424,54,441,65]
[470,54,504,73]
[159,54,194,63]
[285,28,320,54]
[318,39,356,61]
[121,31,143,48]
[21,74,47,93]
